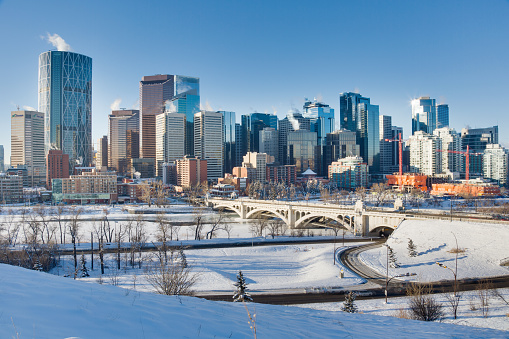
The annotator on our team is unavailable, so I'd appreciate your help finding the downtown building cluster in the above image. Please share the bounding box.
[4,48,509,204]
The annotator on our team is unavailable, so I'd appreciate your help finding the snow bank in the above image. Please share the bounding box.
[0,264,505,338]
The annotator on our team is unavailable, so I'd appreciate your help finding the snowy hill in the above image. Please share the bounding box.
[0,264,506,338]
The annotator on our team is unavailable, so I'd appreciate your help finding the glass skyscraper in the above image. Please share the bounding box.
[303,98,335,176]
[411,97,437,134]
[219,111,236,175]
[339,92,370,132]
[241,113,278,157]
[39,51,92,168]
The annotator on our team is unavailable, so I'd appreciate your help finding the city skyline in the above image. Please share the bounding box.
[0,0,508,162]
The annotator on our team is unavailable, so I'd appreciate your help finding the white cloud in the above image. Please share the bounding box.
[45,33,72,52]
[110,98,122,111]
[200,101,213,112]
[22,105,36,111]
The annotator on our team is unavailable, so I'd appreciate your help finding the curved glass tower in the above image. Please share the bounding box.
[39,51,92,168]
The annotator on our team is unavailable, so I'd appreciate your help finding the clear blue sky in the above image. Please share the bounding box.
[1,0,508,162]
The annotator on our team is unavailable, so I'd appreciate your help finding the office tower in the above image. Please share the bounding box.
[108,110,139,175]
[408,131,442,175]
[340,92,380,173]
[303,98,335,176]
[411,97,436,134]
[220,111,236,175]
[461,126,498,178]
[328,156,368,189]
[357,101,380,173]
[156,112,186,176]
[0,145,4,172]
[0,175,23,204]
[11,110,46,186]
[176,156,207,187]
[278,112,311,165]
[433,127,462,174]
[194,111,224,181]
[242,152,274,183]
[96,136,108,170]
[339,92,370,132]
[287,130,317,174]
[39,51,92,168]
[161,162,177,185]
[139,75,174,160]
[436,104,449,129]
[46,150,69,190]
[241,113,278,156]
[390,126,404,173]
[379,115,393,174]
[483,144,509,186]
[235,123,243,168]
[163,76,200,155]
[131,158,155,178]
[325,130,360,169]
[259,127,279,163]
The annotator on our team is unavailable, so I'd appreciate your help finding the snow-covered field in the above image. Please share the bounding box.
[359,219,509,282]
[298,288,509,332]
[0,263,506,338]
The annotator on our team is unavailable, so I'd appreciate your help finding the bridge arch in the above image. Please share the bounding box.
[370,225,396,237]
[211,204,242,218]
[245,208,289,225]
[294,212,352,230]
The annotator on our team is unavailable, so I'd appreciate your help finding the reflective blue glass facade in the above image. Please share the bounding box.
[39,51,92,168]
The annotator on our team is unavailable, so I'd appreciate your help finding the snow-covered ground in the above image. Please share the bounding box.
[0,263,506,338]
[359,219,509,282]
[53,243,367,293]
[298,288,509,332]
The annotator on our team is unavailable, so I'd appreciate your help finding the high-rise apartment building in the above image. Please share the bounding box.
[328,156,368,189]
[390,126,404,173]
[235,123,243,168]
[408,131,441,176]
[156,112,186,176]
[10,110,46,186]
[433,127,462,174]
[483,144,509,186]
[220,111,237,175]
[176,156,208,187]
[278,112,311,165]
[242,152,274,183]
[46,150,69,190]
[287,130,317,174]
[39,51,92,168]
[259,127,278,163]
[96,136,108,170]
[108,110,139,175]
[194,111,224,181]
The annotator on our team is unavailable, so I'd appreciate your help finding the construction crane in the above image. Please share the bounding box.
[384,133,404,190]
[436,145,482,181]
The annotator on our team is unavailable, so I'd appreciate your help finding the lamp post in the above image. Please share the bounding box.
[436,261,458,297]
[385,272,416,304]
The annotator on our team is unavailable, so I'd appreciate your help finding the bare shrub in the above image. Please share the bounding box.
[477,279,493,318]
[146,249,197,296]
[407,283,444,321]
[447,247,466,254]
[445,292,462,319]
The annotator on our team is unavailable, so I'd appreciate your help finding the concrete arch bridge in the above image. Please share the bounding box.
[205,198,408,236]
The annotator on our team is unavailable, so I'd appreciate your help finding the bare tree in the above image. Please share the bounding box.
[54,205,67,244]
[155,212,172,262]
[68,207,84,279]
[206,209,225,239]
[146,248,197,296]
[250,217,268,237]
[140,183,154,207]
[355,187,367,201]
[191,208,205,240]
[154,180,169,207]
[372,183,390,207]
[4,209,20,246]
[267,218,284,239]
[477,279,493,318]
[131,215,147,268]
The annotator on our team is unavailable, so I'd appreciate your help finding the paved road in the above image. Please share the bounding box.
[196,241,509,305]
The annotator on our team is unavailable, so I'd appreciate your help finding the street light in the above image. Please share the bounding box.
[385,272,416,304]
[436,261,458,296]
